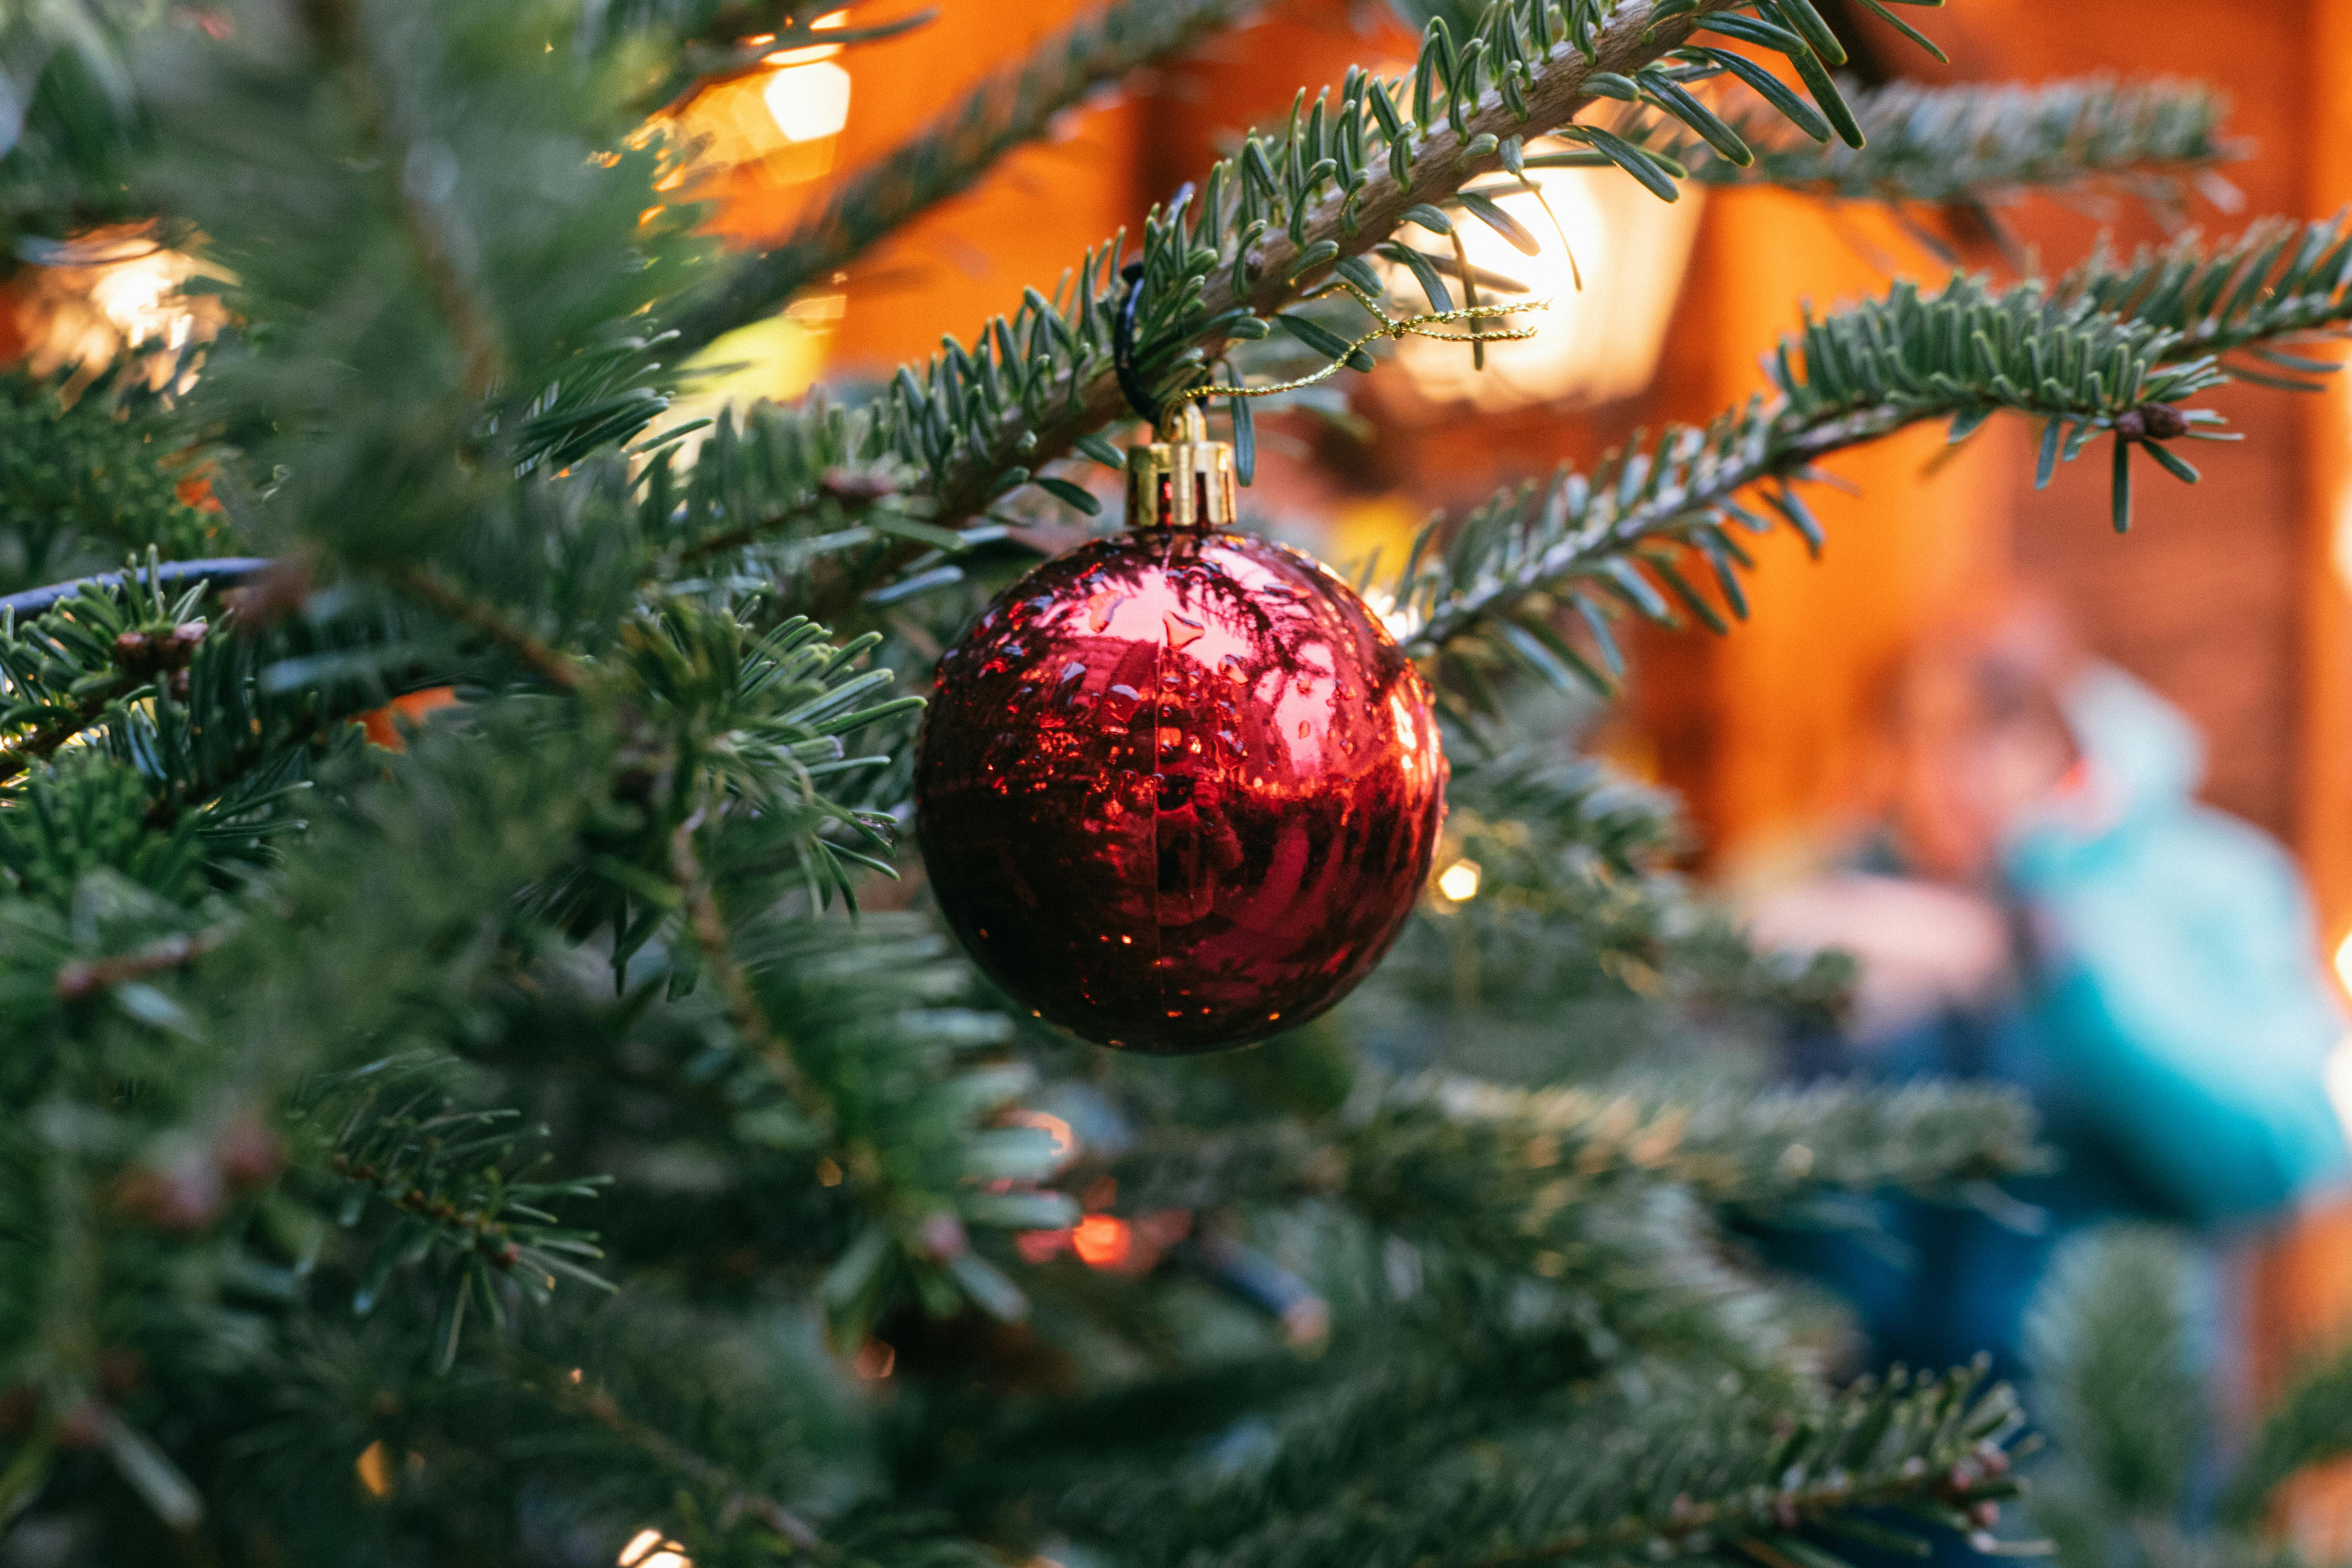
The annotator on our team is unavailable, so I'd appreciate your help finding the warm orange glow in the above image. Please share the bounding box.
[1014,1227,1071,1263]
[763,59,852,139]
[619,1529,692,1568]
[1437,859,1482,902]
[851,1339,897,1380]
[1393,161,1701,409]
[1069,1214,1131,1269]
[6,224,227,393]
[355,1440,394,1499]
[359,686,462,750]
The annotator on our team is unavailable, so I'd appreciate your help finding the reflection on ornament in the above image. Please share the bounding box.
[1394,162,1702,409]
[916,410,1447,1055]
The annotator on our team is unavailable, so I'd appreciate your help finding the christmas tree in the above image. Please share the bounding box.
[3,2,2350,1564]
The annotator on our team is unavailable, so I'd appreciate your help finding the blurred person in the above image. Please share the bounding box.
[1747,589,2350,1385]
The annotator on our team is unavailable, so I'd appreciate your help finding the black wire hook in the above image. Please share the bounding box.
[1113,260,1161,429]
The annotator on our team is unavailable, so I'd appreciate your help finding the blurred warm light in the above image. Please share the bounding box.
[358,686,462,751]
[1393,162,1702,410]
[1361,585,1420,642]
[658,18,851,184]
[1437,858,1482,902]
[851,1338,897,1380]
[764,59,853,142]
[620,1528,692,1568]
[354,1440,393,1499]
[655,291,846,458]
[1069,1214,1132,1269]
[8,224,227,393]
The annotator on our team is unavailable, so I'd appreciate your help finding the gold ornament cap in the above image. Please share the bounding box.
[1125,402,1237,534]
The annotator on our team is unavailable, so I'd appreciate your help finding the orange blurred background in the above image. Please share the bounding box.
[696,0,2352,1537]
[8,0,2350,1536]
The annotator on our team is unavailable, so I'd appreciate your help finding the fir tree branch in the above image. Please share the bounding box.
[672,0,1270,346]
[2020,1225,2212,1561]
[1388,217,2352,681]
[1090,1076,2040,1225]
[2219,1329,2352,1525]
[522,1349,828,1554]
[389,565,586,691]
[918,0,1732,528]
[679,0,1914,548]
[1463,1367,2022,1568]
[0,371,227,599]
[0,696,118,786]
[309,0,510,400]
[52,926,222,1001]
[307,1064,617,1374]
[1032,1355,2024,1568]
[0,568,217,784]
[668,810,824,1121]
[1375,1075,2049,1212]
[1683,73,2236,207]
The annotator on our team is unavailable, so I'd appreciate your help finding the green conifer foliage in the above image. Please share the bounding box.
[0,3,2346,1566]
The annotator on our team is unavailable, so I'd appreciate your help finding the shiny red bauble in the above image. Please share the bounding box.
[915,528,1448,1054]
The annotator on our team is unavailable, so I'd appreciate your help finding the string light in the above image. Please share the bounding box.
[763,58,852,142]
[619,1528,693,1568]
[650,11,853,181]
[1436,859,1482,902]
[1069,1214,1132,1269]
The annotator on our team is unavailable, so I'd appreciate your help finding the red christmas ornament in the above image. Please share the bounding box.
[915,407,1447,1054]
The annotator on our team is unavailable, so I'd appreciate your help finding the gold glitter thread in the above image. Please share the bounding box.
[1181,282,1551,407]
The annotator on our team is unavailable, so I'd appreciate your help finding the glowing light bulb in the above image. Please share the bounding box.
[763,59,852,142]
[1070,1214,1132,1269]
[620,1528,692,1568]
[1436,859,1482,903]
[1392,159,1701,410]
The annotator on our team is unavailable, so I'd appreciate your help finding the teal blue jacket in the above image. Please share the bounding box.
[1771,665,2349,1380]
[2009,664,2349,1226]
